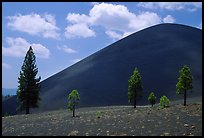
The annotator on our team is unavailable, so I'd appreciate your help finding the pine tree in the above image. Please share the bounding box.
[128,68,142,108]
[68,89,80,117]
[148,92,156,107]
[176,65,193,106]
[16,46,41,114]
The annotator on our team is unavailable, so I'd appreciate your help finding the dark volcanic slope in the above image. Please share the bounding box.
[2,23,202,115]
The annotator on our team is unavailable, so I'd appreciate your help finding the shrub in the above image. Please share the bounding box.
[159,95,170,108]
[96,111,102,118]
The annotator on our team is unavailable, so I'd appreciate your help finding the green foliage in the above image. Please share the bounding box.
[176,65,193,94]
[68,89,80,117]
[128,68,142,108]
[16,46,41,114]
[159,96,170,108]
[176,65,193,106]
[148,92,156,107]
[96,111,103,119]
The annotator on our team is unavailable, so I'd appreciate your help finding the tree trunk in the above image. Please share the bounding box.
[151,103,153,107]
[26,100,29,114]
[134,98,136,108]
[134,91,136,108]
[184,89,186,106]
[73,105,75,117]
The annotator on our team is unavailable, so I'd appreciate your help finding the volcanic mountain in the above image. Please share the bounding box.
[2,23,202,115]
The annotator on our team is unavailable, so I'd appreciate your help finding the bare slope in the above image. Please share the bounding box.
[2,23,202,115]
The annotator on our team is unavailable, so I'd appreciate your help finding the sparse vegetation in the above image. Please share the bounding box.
[16,46,41,114]
[176,65,193,106]
[159,96,170,108]
[68,89,80,117]
[2,102,202,136]
[148,92,156,107]
[96,111,103,119]
[128,68,142,108]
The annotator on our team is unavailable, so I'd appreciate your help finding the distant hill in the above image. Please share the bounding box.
[2,23,202,116]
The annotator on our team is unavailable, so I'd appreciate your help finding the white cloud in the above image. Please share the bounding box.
[44,13,56,25]
[65,3,162,40]
[67,13,90,24]
[89,2,136,32]
[129,11,162,32]
[65,23,95,38]
[105,31,123,40]
[2,62,11,69]
[137,2,155,9]
[163,15,176,23]
[158,2,185,10]
[137,2,202,11]
[7,13,60,39]
[91,2,99,6]
[57,45,77,54]
[191,2,202,8]
[2,37,50,58]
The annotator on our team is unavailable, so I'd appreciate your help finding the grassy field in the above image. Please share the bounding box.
[2,98,202,136]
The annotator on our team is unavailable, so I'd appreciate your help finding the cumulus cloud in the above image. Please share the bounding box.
[2,62,11,69]
[2,37,50,58]
[105,31,123,40]
[67,13,91,24]
[65,2,162,40]
[57,45,77,54]
[89,2,136,32]
[137,2,202,11]
[129,11,162,32]
[65,23,95,38]
[7,13,60,39]
[163,15,176,23]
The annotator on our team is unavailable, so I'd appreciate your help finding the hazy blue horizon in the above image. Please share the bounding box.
[2,88,17,96]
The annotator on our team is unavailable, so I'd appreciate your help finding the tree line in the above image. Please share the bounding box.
[16,46,194,115]
[128,66,193,108]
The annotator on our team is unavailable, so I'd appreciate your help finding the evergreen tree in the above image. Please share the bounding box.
[148,92,156,107]
[128,68,142,108]
[68,89,80,117]
[176,65,193,106]
[16,46,41,114]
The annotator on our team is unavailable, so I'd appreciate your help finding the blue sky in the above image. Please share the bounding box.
[2,2,202,89]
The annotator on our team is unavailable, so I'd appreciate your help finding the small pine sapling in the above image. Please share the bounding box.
[148,92,156,107]
[159,95,170,108]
